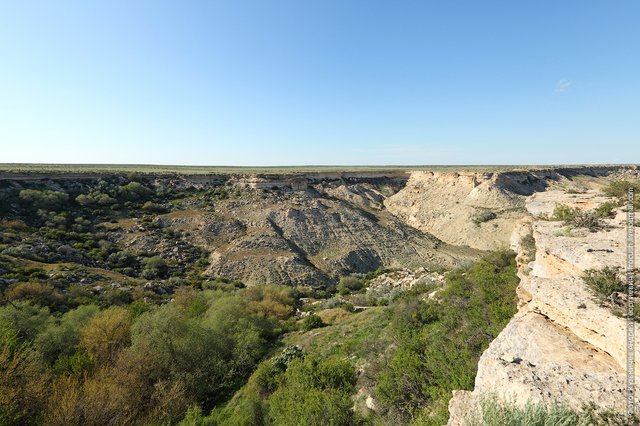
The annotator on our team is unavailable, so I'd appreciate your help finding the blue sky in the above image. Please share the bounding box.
[1,1,638,166]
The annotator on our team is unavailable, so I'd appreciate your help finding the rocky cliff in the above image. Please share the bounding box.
[447,184,640,424]
[95,173,480,287]
[384,167,623,251]
[2,166,631,289]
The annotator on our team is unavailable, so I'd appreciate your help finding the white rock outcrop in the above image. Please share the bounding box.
[448,189,640,425]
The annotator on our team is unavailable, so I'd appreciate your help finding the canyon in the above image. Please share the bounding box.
[1,164,638,424]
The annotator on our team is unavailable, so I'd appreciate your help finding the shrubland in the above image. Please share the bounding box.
[0,176,524,425]
[0,286,294,425]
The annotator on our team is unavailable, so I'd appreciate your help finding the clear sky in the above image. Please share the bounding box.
[1,1,639,166]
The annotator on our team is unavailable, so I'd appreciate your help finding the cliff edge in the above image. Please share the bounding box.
[447,185,640,424]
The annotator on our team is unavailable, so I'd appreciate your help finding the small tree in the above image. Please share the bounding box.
[80,307,131,365]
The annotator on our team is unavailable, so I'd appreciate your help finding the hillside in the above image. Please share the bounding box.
[0,165,638,425]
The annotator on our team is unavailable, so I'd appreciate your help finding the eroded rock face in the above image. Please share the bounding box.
[365,267,445,302]
[384,171,538,250]
[383,167,626,251]
[447,187,640,425]
[118,179,480,287]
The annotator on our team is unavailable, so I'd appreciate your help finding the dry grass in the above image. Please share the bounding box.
[316,307,353,325]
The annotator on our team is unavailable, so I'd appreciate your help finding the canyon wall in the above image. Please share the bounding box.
[448,185,640,424]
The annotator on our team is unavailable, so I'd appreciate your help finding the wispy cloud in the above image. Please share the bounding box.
[555,78,573,93]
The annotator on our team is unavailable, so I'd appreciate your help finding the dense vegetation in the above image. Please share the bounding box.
[178,250,519,425]
[375,250,519,425]
[0,176,522,425]
[0,285,298,425]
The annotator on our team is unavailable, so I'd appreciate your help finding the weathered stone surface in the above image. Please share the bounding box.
[448,185,640,425]
[115,179,480,287]
[384,171,533,250]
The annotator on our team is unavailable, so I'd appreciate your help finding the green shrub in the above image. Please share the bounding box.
[141,256,168,279]
[552,204,576,222]
[5,282,64,310]
[602,180,640,198]
[118,182,153,201]
[602,180,640,210]
[302,314,325,331]
[107,250,138,269]
[271,345,304,371]
[52,350,94,376]
[267,357,357,426]
[141,201,167,213]
[130,294,277,409]
[571,210,602,231]
[520,232,536,263]
[19,189,69,210]
[337,276,365,295]
[552,205,602,231]
[594,202,618,219]
[1,244,44,262]
[583,267,626,298]
[34,305,100,364]
[178,405,212,426]
[0,302,52,341]
[76,192,117,207]
[472,209,497,225]
[376,250,519,423]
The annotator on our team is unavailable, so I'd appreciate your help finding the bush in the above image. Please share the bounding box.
[594,202,617,219]
[0,302,52,341]
[602,180,640,210]
[141,256,168,279]
[472,209,497,225]
[118,182,153,202]
[2,244,45,262]
[19,189,69,210]
[602,180,640,198]
[80,307,131,365]
[244,284,295,320]
[267,357,357,426]
[34,305,99,364]
[107,251,138,269]
[552,205,602,231]
[520,232,536,263]
[142,201,167,213]
[130,294,277,409]
[583,267,626,299]
[0,337,51,424]
[337,276,365,295]
[271,345,304,372]
[301,314,324,331]
[5,282,64,310]
[571,210,602,231]
[76,192,117,207]
[552,204,576,222]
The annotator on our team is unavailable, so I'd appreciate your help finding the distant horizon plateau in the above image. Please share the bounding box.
[1,162,638,176]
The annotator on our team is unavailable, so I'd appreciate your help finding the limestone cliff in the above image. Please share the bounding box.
[384,167,619,251]
[447,186,640,425]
